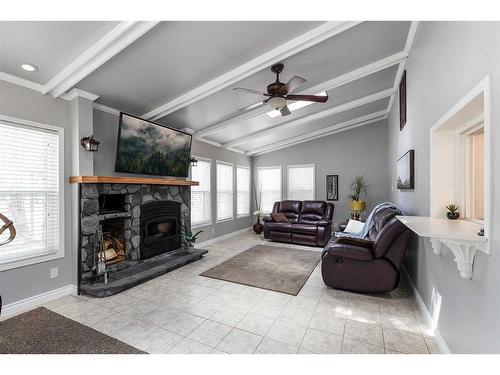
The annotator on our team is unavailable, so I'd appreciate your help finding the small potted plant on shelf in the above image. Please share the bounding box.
[445,204,460,220]
[349,175,368,220]
[181,228,203,251]
[252,181,264,234]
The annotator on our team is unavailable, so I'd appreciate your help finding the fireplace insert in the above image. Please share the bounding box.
[140,201,181,260]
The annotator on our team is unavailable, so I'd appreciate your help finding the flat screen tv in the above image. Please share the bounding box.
[115,113,192,178]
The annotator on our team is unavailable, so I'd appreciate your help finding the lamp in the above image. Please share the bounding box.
[349,200,366,221]
[267,96,287,110]
[80,135,100,152]
[190,156,198,167]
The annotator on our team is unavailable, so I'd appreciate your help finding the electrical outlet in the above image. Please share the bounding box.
[50,267,58,279]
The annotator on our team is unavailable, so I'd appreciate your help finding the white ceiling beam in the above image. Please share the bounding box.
[42,21,160,98]
[246,111,388,156]
[387,21,419,113]
[223,88,395,148]
[194,50,407,139]
[143,21,362,121]
[92,102,121,116]
[0,71,44,92]
[60,88,99,102]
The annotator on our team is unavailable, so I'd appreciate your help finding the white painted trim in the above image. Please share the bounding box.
[247,112,387,156]
[190,156,212,228]
[60,88,99,102]
[287,164,316,200]
[225,89,394,148]
[195,227,251,249]
[401,267,451,354]
[236,165,251,218]
[256,165,283,213]
[216,160,235,222]
[0,71,44,92]
[43,21,159,98]
[92,102,121,116]
[143,21,362,121]
[0,285,77,321]
[194,51,406,139]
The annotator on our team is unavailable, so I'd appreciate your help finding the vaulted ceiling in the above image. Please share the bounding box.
[0,21,418,155]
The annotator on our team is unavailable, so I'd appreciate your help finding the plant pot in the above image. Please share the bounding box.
[253,222,264,234]
[446,212,460,220]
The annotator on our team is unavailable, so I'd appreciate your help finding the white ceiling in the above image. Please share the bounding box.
[0,21,418,155]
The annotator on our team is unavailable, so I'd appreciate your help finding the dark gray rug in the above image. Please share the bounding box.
[0,307,144,354]
[200,244,321,295]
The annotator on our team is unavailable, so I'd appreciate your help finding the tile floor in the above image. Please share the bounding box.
[44,231,439,354]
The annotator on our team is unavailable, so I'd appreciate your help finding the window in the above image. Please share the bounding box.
[0,118,64,271]
[190,158,211,227]
[216,161,233,221]
[257,166,282,213]
[287,164,315,200]
[236,166,250,217]
[464,126,484,221]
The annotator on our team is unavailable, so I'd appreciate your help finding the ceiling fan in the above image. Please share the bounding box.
[233,63,328,116]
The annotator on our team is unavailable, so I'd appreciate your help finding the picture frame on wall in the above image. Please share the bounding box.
[399,70,407,130]
[326,175,339,201]
[397,149,414,189]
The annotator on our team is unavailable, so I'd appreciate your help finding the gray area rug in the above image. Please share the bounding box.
[200,244,321,295]
[0,307,144,354]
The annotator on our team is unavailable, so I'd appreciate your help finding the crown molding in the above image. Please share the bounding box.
[223,88,395,148]
[42,21,159,98]
[60,88,99,102]
[142,21,363,121]
[246,111,388,156]
[0,70,43,92]
[194,50,406,139]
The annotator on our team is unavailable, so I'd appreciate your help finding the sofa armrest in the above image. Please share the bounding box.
[262,216,273,223]
[315,219,331,226]
[324,243,374,261]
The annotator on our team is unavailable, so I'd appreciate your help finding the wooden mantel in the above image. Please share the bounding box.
[69,176,199,186]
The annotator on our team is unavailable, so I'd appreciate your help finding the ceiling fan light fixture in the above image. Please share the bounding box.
[267,96,287,110]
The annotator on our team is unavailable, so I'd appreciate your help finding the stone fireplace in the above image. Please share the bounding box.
[73,177,206,297]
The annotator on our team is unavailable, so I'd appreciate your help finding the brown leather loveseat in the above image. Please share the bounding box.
[321,206,410,293]
[263,200,334,247]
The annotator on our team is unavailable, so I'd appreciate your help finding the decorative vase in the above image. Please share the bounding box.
[446,212,459,220]
[253,222,264,234]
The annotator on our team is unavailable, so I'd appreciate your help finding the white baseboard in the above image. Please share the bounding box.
[402,266,451,354]
[1,284,77,321]
[196,227,252,249]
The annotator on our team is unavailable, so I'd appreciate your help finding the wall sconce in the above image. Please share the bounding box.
[80,135,100,152]
[190,156,198,167]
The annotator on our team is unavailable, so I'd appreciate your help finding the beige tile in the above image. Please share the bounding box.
[262,291,291,306]
[425,338,441,354]
[286,295,318,312]
[90,314,137,336]
[188,319,232,347]
[309,311,346,336]
[255,338,298,354]
[381,314,421,335]
[210,305,247,326]
[278,305,314,326]
[344,319,383,347]
[216,328,263,354]
[251,300,286,318]
[163,312,205,336]
[119,302,159,319]
[383,329,429,354]
[300,328,342,354]
[298,285,324,300]
[186,299,224,319]
[236,312,275,336]
[345,306,381,325]
[168,338,213,354]
[341,338,384,354]
[140,306,182,326]
[111,320,158,346]
[135,328,183,353]
[266,319,307,347]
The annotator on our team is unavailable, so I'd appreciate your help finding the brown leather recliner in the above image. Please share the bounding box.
[263,200,334,247]
[321,207,410,293]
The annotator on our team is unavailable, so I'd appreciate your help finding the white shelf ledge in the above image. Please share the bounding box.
[397,216,488,280]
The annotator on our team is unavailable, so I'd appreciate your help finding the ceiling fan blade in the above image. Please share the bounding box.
[284,76,307,94]
[280,105,291,116]
[286,94,328,103]
[232,87,266,96]
[238,101,266,112]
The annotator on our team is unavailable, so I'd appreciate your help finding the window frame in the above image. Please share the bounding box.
[257,165,282,214]
[0,114,65,272]
[236,165,251,218]
[216,160,234,223]
[189,156,212,229]
[287,163,316,200]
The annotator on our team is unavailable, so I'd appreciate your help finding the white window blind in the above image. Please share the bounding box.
[236,166,250,217]
[257,167,281,213]
[217,162,233,221]
[0,120,62,267]
[191,159,211,226]
[288,165,315,200]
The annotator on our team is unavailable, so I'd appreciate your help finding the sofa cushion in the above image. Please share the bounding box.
[266,222,292,232]
[291,223,317,235]
[335,237,374,249]
[300,201,327,222]
[271,212,289,223]
[278,200,302,221]
[326,244,374,261]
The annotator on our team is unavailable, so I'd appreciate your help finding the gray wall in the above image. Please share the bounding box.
[92,109,253,243]
[387,21,500,353]
[0,80,75,305]
[252,120,390,225]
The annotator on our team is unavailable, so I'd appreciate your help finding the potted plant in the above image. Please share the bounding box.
[252,181,264,234]
[349,175,368,220]
[181,228,203,250]
[446,204,460,220]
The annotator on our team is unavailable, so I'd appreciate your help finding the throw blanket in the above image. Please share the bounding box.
[335,202,398,239]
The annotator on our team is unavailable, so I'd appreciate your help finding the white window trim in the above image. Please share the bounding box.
[257,165,282,214]
[0,114,65,272]
[287,163,316,200]
[216,160,234,223]
[236,165,251,218]
[190,156,212,229]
